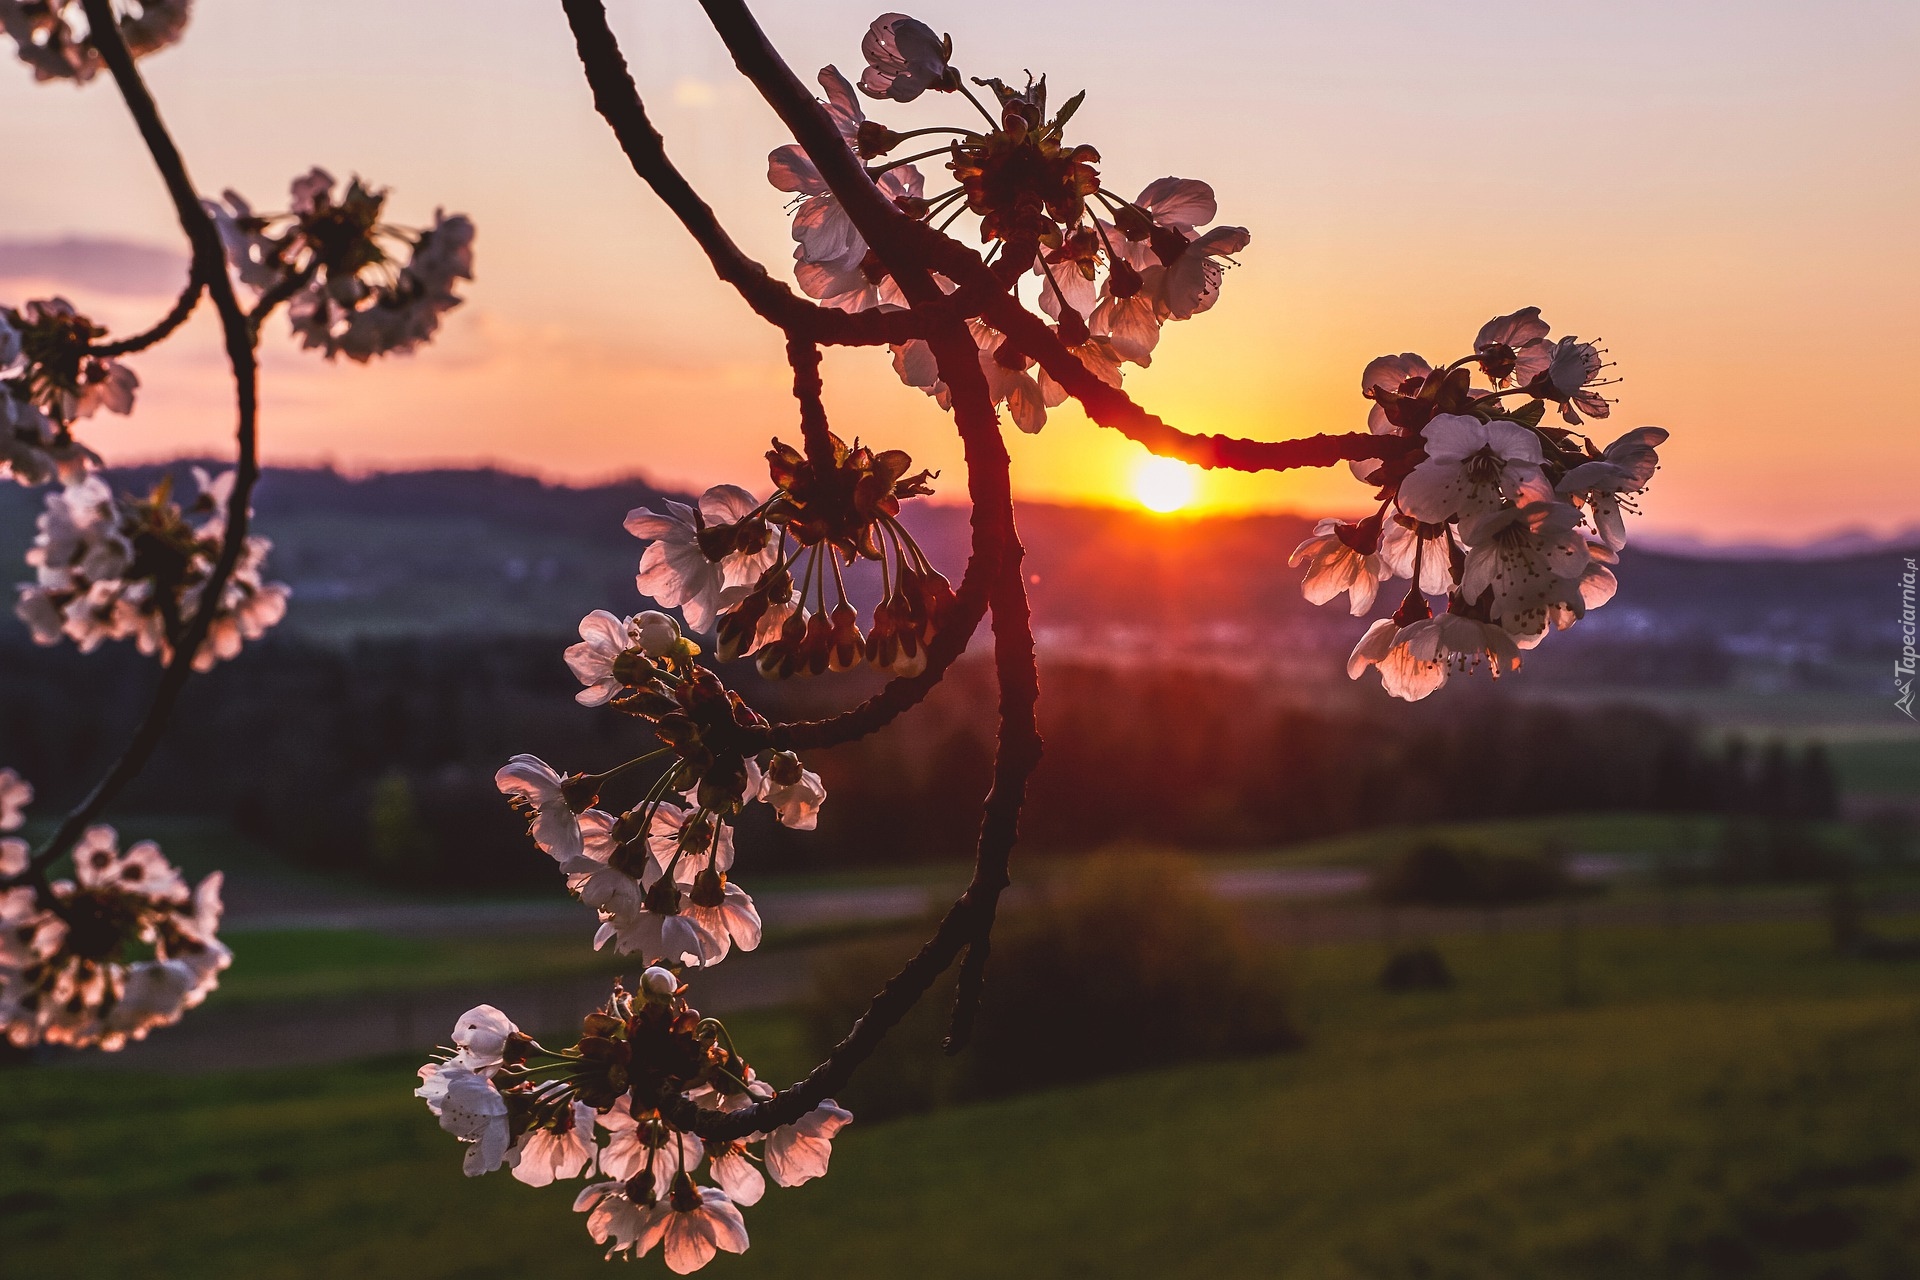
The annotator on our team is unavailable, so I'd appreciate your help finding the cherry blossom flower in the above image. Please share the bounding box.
[574,1180,666,1261]
[13,469,286,668]
[1556,426,1668,550]
[599,1095,705,1193]
[495,754,589,862]
[1472,307,1552,388]
[760,753,826,831]
[450,1003,520,1071]
[646,800,737,881]
[0,0,190,83]
[765,1101,855,1187]
[1526,540,1620,644]
[207,171,475,362]
[1395,414,1553,525]
[418,1064,512,1176]
[857,13,952,101]
[1346,616,1449,703]
[2,298,138,422]
[1379,514,1456,594]
[657,1177,751,1274]
[1540,336,1615,424]
[509,1101,599,1187]
[768,67,923,312]
[1457,501,1590,636]
[1347,610,1522,703]
[626,485,778,633]
[564,609,690,706]
[680,868,762,962]
[1289,518,1386,615]
[0,823,227,1050]
[0,767,30,831]
[707,1140,766,1206]
[1155,223,1251,321]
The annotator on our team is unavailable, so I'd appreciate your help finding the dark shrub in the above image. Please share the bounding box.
[805,849,1297,1120]
[1380,945,1454,991]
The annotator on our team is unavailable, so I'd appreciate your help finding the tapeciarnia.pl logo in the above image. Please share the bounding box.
[1899,557,1917,719]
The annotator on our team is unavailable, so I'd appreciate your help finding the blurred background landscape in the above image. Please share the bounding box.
[2,463,1916,1278]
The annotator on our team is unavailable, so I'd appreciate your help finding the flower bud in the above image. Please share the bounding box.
[639,965,679,1001]
[631,610,683,657]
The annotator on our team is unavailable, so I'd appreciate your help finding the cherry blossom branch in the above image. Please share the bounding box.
[665,319,1035,1142]
[694,0,1399,475]
[89,268,203,356]
[25,0,263,875]
[560,0,926,347]
[694,0,940,301]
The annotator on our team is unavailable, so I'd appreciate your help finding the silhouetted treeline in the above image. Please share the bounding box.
[0,635,1833,892]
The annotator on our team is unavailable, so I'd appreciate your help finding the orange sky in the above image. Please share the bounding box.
[2,1,1916,542]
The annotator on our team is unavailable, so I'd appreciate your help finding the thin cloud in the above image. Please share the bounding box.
[0,236,189,297]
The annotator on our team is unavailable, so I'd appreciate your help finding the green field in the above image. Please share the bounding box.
[5,915,1920,1278]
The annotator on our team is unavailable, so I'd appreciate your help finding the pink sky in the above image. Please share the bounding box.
[2,0,1916,542]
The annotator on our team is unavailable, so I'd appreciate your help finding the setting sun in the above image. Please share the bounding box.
[1132,455,1200,513]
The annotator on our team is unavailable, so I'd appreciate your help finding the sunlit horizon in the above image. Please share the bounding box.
[1,1,1914,544]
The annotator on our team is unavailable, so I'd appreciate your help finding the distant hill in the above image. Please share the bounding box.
[1,465,1910,696]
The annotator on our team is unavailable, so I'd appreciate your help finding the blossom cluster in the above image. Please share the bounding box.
[0,769,229,1050]
[1,297,129,486]
[14,467,288,671]
[498,608,824,965]
[209,167,475,362]
[1289,306,1669,700]
[0,0,189,83]
[417,977,851,1271]
[771,15,1249,432]
[626,433,953,679]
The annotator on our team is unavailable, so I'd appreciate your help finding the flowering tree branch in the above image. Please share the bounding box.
[24,0,263,877]
[2,2,473,1057]
[561,0,925,349]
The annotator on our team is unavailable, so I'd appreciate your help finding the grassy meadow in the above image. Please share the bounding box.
[4,911,1920,1278]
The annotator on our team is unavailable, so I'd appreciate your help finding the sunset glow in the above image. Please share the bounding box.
[1133,455,1200,514]
[0,1,1912,544]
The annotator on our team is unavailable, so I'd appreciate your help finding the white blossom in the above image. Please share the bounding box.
[1457,501,1590,635]
[419,1064,512,1177]
[1289,519,1385,615]
[857,12,951,101]
[1556,426,1668,550]
[765,1101,854,1187]
[495,754,586,862]
[1345,617,1449,703]
[598,1096,705,1195]
[1542,336,1614,424]
[760,759,827,831]
[509,1101,598,1187]
[575,1180,667,1261]
[626,485,777,633]
[1472,307,1552,387]
[659,1184,751,1274]
[0,767,30,832]
[1379,515,1455,594]
[1396,414,1553,524]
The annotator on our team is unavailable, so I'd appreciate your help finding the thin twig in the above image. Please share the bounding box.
[26,1,264,875]
[560,0,928,347]
[89,270,203,356]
